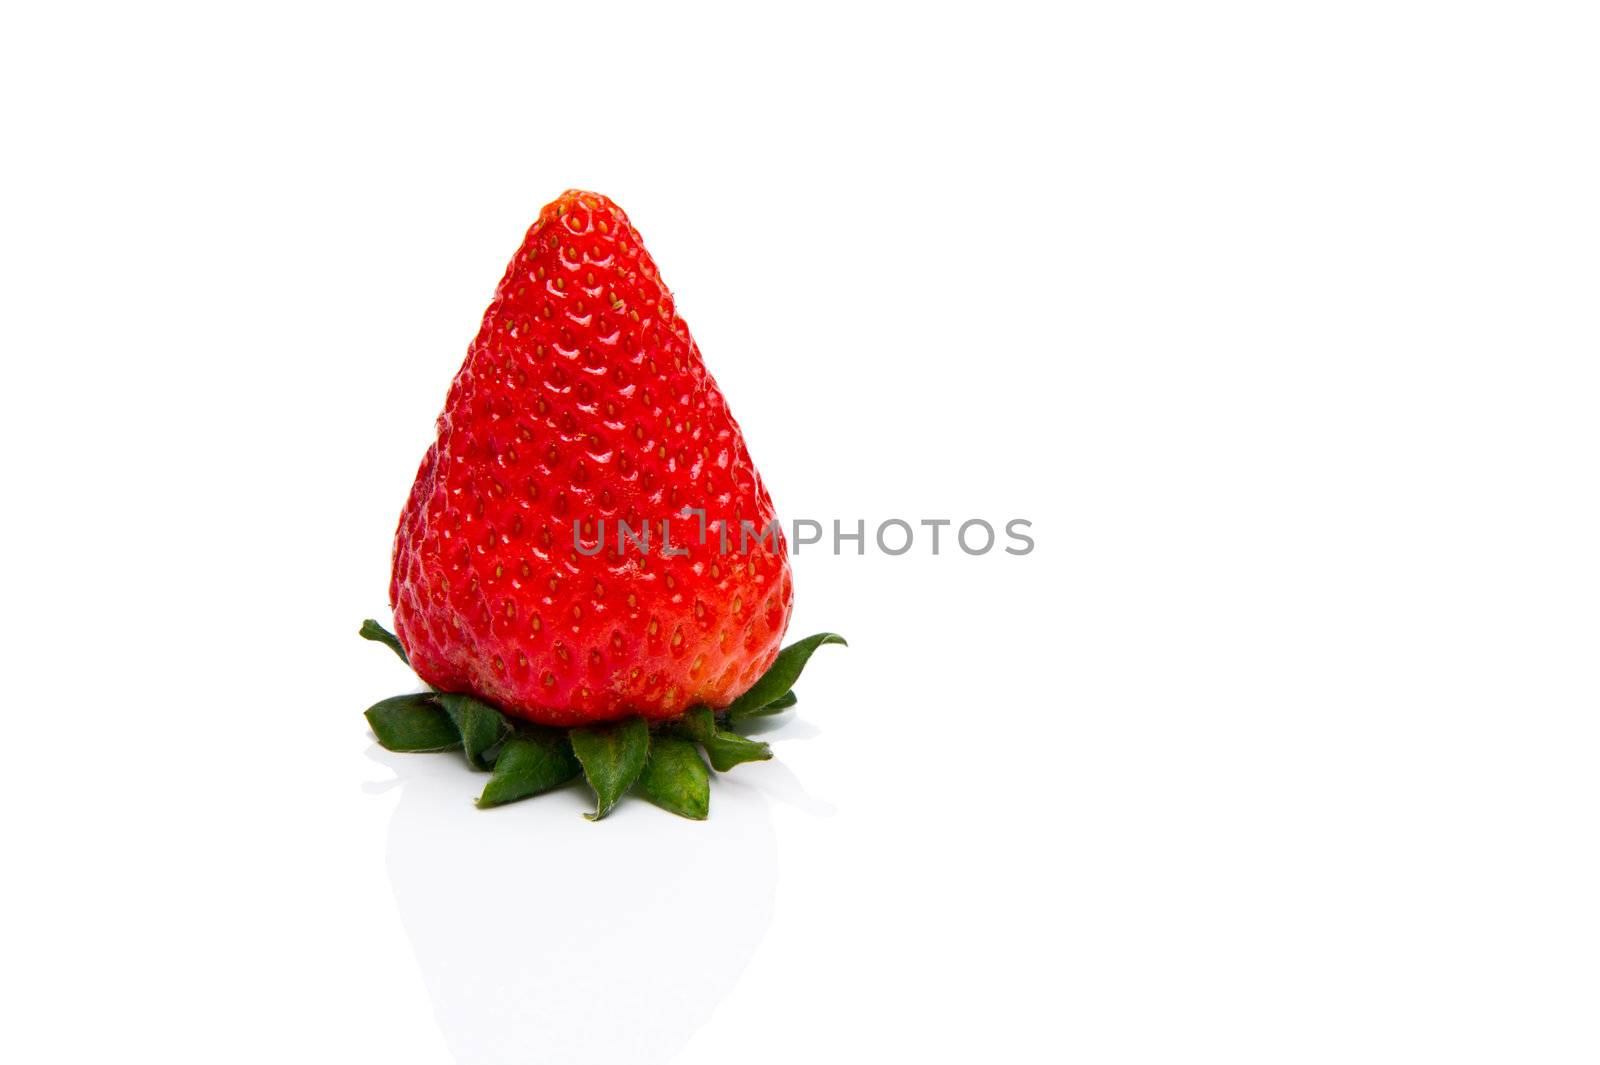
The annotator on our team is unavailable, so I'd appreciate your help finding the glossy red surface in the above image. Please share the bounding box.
[389,191,793,726]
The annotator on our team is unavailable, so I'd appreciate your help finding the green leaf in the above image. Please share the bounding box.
[675,706,721,743]
[434,693,512,771]
[478,728,581,808]
[365,693,460,752]
[704,731,773,772]
[359,619,410,665]
[673,706,772,772]
[729,690,798,726]
[726,632,847,720]
[570,716,650,821]
[761,689,798,712]
[634,735,710,820]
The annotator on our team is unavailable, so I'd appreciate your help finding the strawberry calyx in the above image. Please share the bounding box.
[359,620,845,820]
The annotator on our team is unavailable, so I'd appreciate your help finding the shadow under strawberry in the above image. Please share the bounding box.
[360,619,845,820]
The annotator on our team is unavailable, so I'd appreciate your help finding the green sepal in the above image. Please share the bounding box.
[672,706,773,772]
[359,619,410,665]
[726,633,847,721]
[357,622,845,819]
[434,693,512,771]
[761,689,798,712]
[365,693,461,752]
[723,689,798,729]
[478,727,581,808]
[570,716,651,821]
[634,735,710,820]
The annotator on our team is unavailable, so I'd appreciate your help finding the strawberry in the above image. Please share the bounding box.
[362,191,843,819]
[387,189,797,726]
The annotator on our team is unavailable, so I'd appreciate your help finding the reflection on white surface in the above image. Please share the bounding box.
[365,726,808,1065]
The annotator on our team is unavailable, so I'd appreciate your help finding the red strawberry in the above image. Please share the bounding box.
[388,190,794,727]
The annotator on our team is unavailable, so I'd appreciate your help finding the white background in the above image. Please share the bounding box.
[3,2,1597,1062]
